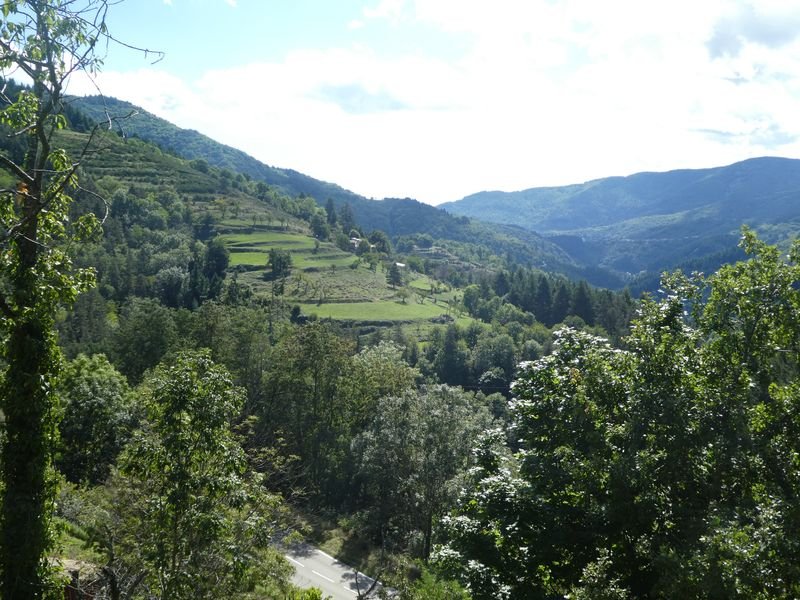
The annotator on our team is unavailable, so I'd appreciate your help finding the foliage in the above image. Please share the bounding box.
[258,322,356,501]
[118,350,284,599]
[387,262,403,288]
[396,568,471,600]
[354,385,493,558]
[267,247,292,281]
[57,354,136,485]
[111,297,179,383]
[0,1,112,596]
[438,229,800,599]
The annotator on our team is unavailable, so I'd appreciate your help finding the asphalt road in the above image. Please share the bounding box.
[285,544,385,599]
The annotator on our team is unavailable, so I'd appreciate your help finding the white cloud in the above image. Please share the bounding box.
[363,0,408,22]
[65,0,800,204]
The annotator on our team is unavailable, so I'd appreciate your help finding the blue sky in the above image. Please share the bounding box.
[66,0,800,205]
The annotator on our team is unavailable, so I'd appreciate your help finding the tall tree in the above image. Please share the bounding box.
[533,275,553,325]
[0,2,142,596]
[354,385,492,559]
[550,280,571,324]
[57,354,135,485]
[339,201,356,235]
[119,351,279,599]
[387,262,403,289]
[259,322,355,501]
[570,279,595,325]
[267,247,292,280]
[325,197,337,225]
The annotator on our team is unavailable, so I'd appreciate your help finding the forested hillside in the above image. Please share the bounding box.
[0,36,635,600]
[2,3,800,599]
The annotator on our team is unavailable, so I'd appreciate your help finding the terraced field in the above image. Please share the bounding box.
[301,300,451,322]
[222,228,459,323]
[222,230,355,272]
[57,126,465,329]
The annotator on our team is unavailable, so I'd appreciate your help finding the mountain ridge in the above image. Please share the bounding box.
[441,156,800,283]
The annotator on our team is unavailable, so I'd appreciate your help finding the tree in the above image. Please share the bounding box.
[325,197,337,225]
[570,279,595,325]
[339,202,356,234]
[112,298,178,383]
[310,210,330,240]
[550,280,571,324]
[354,385,492,559]
[368,229,392,254]
[533,275,552,325]
[357,238,371,256]
[430,324,470,386]
[203,236,230,284]
[338,341,419,433]
[267,247,292,280]
[387,262,403,288]
[0,2,136,596]
[119,351,281,599]
[259,322,355,502]
[57,354,135,485]
[153,265,188,308]
[401,569,471,600]
[461,284,481,315]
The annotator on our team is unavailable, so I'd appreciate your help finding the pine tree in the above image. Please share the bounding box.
[387,262,403,288]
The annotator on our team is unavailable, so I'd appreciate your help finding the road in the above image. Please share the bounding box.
[285,544,385,599]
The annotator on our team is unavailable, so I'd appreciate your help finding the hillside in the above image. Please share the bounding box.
[72,96,366,205]
[70,95,599,283]
[441,157,800,283]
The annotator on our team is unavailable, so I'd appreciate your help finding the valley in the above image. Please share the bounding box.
[2,10,800,596]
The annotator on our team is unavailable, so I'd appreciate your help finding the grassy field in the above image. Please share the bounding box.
[221,231,318,249]
[224,230,356,272]
[292,253,357,270]
[229,251,269,267]
[301,299,451,321]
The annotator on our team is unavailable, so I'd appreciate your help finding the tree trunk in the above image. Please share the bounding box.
[423,510,433,561]
[2,221,55,599]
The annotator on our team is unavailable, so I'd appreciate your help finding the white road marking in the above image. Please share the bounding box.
[343,586,357,595]
[285,555,305,568]
[318,550,335,561]
[312,570,335,583]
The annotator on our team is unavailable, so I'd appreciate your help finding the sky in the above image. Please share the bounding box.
[64,0,800,205]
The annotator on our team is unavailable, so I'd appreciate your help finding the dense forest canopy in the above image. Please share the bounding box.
[437,229,800,599]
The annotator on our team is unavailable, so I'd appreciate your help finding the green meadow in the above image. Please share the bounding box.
[301,299,452,322]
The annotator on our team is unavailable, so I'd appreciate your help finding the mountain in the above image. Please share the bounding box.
[441,157,800,284]
[70,95,599,283]
[75,96,800,291]
[71,95,366,205]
